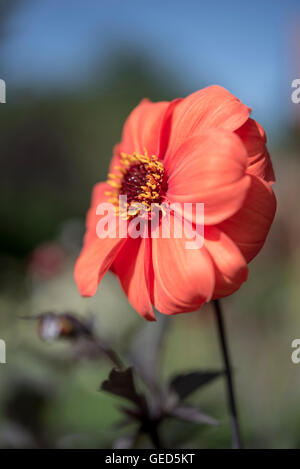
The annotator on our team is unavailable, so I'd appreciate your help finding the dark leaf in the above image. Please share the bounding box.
[169,370,223,400]
[118,405,142,422]
[101,367,147,410]
[169,405,219,426]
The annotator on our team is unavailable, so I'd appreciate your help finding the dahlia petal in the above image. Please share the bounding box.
[235,118,275,184]
[218,175,277,263]
[247,149,275,184]
[120,99,170,156]
[112,237,155,321]
[204,226,248,299]
[164,85,250,162]
[166,129,251,224]
[151,213,215,315]
[159,98,182,157]
[74,216,127,296]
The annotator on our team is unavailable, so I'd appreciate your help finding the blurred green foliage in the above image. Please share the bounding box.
[0,1,300,450]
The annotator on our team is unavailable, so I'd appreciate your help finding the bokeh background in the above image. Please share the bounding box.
[0,0,300,449]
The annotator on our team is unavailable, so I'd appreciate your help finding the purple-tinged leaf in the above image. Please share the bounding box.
[169,370,223,400]
[169,405,219,426]
[101,367,147,411]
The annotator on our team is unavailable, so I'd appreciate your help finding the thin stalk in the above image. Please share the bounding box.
[213,299,242,449]
[92,336,125,370]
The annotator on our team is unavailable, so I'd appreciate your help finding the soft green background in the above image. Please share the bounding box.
[0,0,300,449]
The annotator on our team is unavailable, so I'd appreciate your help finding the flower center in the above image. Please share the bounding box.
[106,150,165,219]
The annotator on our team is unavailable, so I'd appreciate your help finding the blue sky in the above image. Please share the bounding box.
[2,0,300,133]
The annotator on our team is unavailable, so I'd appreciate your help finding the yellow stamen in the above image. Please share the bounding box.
[107,180,121,188]
[108,173,121,180]
[105,149,165,220]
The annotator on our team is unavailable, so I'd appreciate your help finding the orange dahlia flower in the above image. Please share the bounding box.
[74,86,276,320]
